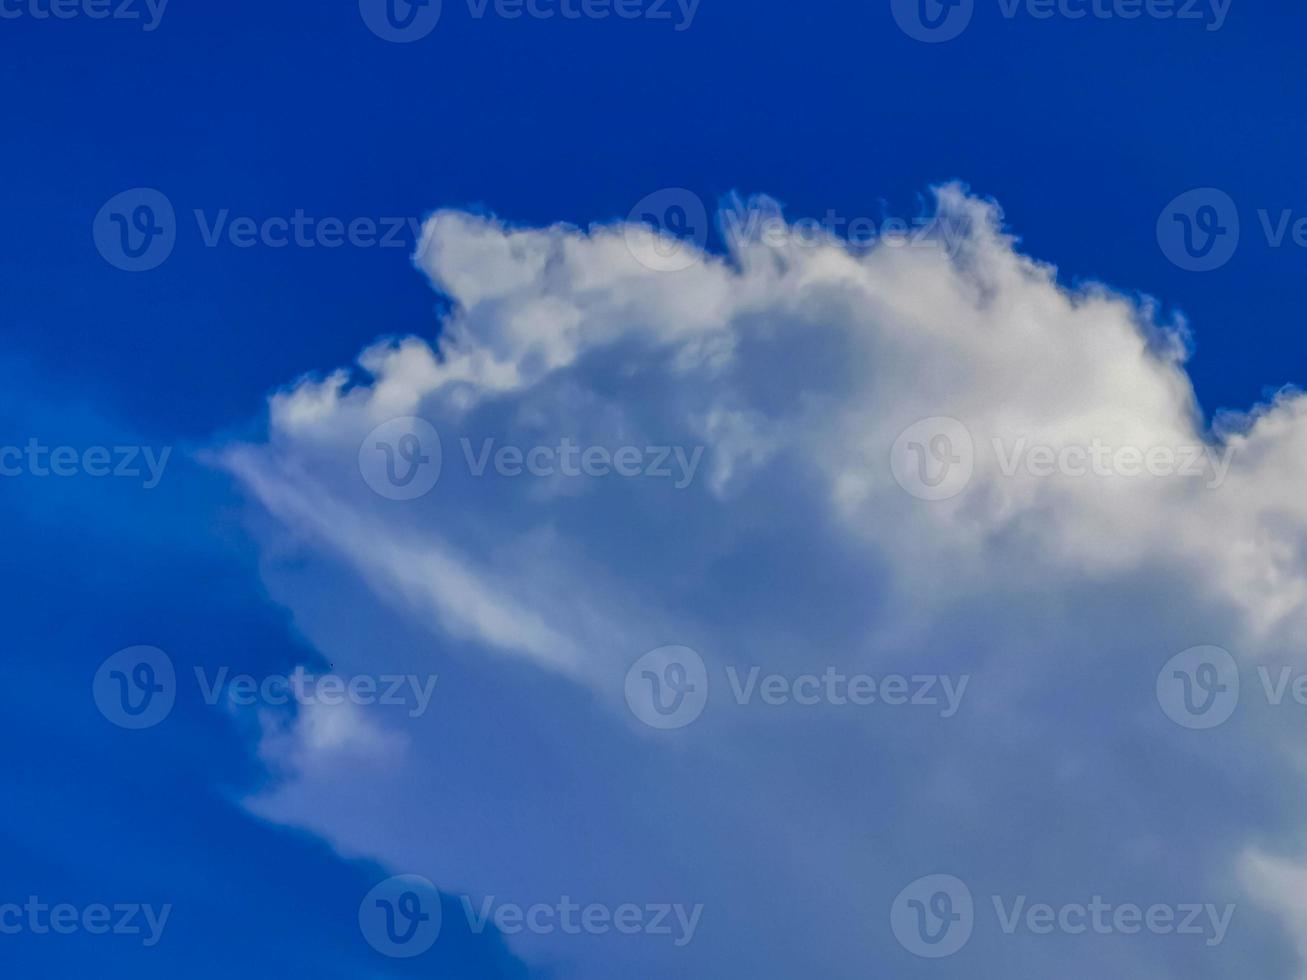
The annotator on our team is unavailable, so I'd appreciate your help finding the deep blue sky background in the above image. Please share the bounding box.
[2,1,1304,976]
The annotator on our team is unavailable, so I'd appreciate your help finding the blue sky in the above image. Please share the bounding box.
[5,2,1307,978]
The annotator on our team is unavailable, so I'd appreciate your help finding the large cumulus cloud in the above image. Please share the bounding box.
[220,185,1307,979]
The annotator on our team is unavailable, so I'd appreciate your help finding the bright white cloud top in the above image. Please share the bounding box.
[221,185,1307,980]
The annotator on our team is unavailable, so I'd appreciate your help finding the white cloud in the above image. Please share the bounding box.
[221,184,1307,979]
